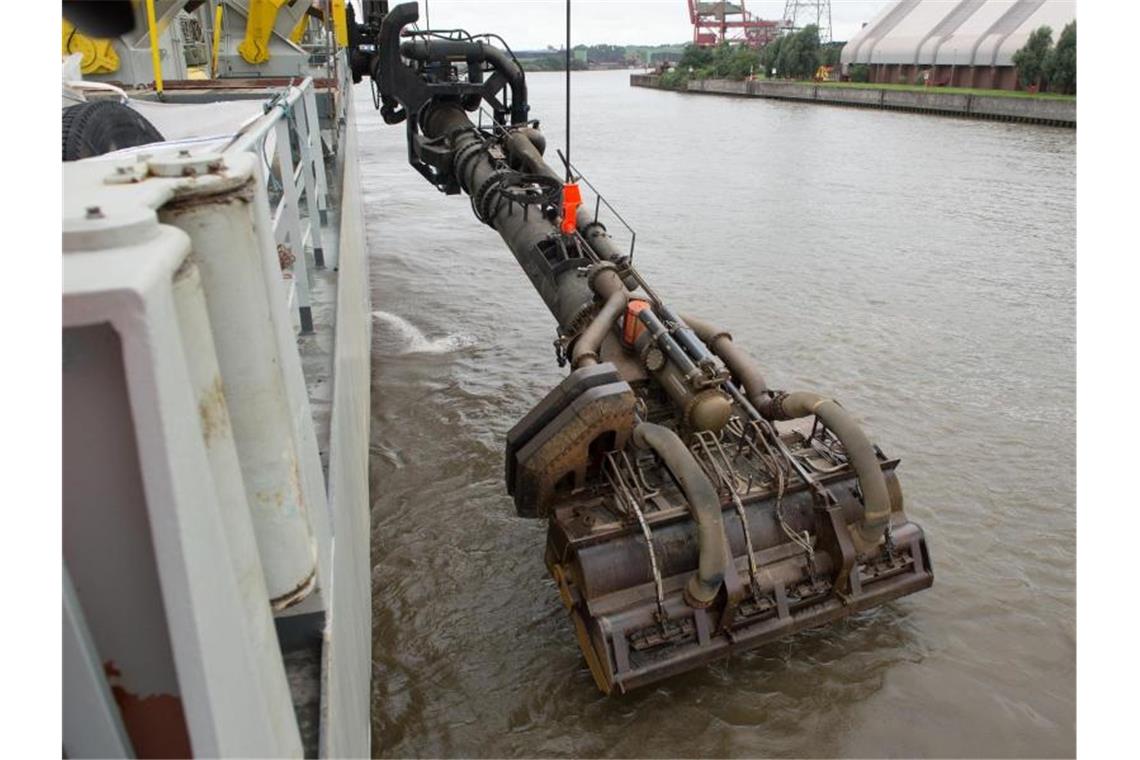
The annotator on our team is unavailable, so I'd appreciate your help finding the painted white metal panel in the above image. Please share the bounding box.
[63,568,135,758]
[319,89,373,760]
[63,221,192,756]
[64,152,306,757]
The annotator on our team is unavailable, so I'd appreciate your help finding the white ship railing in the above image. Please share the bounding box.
[227,76,332,333]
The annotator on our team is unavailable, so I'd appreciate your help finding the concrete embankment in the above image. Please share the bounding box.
[630,74,1075,127]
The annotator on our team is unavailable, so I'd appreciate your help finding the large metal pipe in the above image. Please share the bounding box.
[571,263,628,369]
[502,131,637,279]
[399,38,528,123]
[422,104,596,331]
[159,177,318,609]
[632,422,728,608]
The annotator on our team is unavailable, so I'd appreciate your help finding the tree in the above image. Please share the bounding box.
[793,24,822,78]
[775,32,801,78]
[761,35,784,75]
[1012,25,1053,89]
[722,44,762,79]
[1044,20,1076,94]
[820,42,843,67]
[678,43,714,72]
[771,25,821,79]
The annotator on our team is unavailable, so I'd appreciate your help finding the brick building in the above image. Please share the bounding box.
[840,0,1075,91]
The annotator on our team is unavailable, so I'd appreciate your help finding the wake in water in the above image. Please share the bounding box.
[371,310,477,355]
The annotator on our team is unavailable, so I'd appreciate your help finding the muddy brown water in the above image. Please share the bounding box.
[361,70,1075,758]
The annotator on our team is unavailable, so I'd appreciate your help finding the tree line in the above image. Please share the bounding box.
[518,43,683,72]
[661,25,840,87]
[1012,21,1076,94]
[658,19,1076,95]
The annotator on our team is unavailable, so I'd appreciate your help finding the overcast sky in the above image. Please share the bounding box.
[372,1,892,49]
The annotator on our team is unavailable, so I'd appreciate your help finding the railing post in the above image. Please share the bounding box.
[272,118,313,334]
[294,92,327,269]
[303,85,331,227]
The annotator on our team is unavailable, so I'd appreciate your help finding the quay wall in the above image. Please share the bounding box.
[629,74,1075,127]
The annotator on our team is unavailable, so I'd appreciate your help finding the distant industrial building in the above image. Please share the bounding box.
[840,0,1075,90]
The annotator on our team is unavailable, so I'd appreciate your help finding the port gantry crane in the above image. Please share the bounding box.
[686,1,784,48]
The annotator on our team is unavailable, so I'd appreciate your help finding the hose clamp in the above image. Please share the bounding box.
[586,260,619,290]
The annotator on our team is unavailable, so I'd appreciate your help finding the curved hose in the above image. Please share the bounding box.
[682,314,890,550]
[571,264,628,369]
[632,422,727,608]
[680,313,769,401]
[765,392,891,548]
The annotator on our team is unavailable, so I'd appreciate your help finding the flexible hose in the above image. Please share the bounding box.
[571,265,628,369]
[764,392,891,546]
[681,313,769,400]
[632,422,728,608]
[682,314,890,549]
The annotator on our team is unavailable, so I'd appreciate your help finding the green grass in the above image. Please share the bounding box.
[811,81,1075,101]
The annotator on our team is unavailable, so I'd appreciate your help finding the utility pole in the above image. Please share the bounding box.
[782,0,833,43]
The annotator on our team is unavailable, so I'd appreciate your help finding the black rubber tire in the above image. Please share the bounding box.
[62,101,165,161]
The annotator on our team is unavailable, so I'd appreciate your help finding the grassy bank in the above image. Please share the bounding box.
[652,74,1075,102]
[811,81,1075,101]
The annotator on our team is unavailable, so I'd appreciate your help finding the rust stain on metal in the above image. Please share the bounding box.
[254,487,287,509]
[277,243,296,271]
[158,177,256,213]
[103,661,193,758]
[198,374,230,443]
[270,566,317,611]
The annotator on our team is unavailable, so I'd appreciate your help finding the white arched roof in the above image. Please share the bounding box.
[840,0,1075,68]
[993,1,1075,66]
[867,1,953,65]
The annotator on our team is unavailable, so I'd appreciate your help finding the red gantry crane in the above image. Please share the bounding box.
[687,1,785,48]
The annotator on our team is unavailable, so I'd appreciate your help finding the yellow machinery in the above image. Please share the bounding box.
[331,0,347,47]
[238,0,290,64]
[238,0,348,65]
[213,3,225,75]
[289,11,309,45]
[62,18,120,75]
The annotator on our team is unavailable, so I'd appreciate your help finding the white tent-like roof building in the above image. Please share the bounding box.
[840,0,1075,90]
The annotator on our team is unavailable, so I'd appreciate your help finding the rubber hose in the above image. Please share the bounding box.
[571,265,628,369]
[681,314,889,550]
[770,392,891,547]
[632,422,728,608]
[680,313,769,400]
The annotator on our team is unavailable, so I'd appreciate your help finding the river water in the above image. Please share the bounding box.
[361,70,1075,758]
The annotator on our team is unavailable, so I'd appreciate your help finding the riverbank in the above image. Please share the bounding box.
[630,73,1076,127]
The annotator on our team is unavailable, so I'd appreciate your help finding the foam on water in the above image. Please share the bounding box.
[371,310,477,355]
